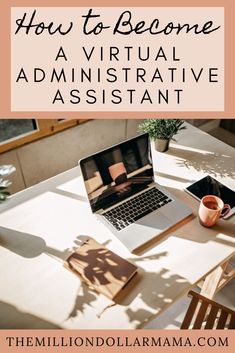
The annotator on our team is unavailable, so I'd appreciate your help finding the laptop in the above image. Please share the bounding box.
[80,133,192,252]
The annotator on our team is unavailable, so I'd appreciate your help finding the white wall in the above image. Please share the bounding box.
[0,119,143,194]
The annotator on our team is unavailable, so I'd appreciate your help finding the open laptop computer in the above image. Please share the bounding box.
[79,133,192,252]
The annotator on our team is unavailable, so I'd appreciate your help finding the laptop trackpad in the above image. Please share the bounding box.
[136,211,171,232]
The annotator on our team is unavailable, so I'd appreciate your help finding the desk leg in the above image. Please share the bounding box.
[200,262,228,299]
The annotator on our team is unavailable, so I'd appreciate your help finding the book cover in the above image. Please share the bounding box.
[64,237,138,300]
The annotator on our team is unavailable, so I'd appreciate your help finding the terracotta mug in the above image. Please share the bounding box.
[198,195,231,227]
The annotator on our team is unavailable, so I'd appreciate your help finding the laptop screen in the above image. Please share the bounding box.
[80,133,154,212]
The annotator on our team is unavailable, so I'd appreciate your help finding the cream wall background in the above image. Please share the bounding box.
[0,119,144,194]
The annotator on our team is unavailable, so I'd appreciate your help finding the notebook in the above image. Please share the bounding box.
[64,237,138,300]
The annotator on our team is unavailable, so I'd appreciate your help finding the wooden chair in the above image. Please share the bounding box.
[181,290,235,329]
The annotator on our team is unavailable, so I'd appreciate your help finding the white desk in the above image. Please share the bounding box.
[0,123,234,329]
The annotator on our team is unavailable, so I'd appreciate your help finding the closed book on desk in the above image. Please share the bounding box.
[64,237,137,300]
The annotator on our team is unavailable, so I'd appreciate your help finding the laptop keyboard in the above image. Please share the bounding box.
[103,187,172,231]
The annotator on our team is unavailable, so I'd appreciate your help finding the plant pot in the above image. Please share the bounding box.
[154,138,170,152]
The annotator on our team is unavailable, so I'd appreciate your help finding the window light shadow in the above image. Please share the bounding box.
[53,187,88,203]
[0,226,72,261]
[166,146,234,179]
[0,300,61,329]
[66,282,97,320]
[121,268,191,329]
[154,171,196,185]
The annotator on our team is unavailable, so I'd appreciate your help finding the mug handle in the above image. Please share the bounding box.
[220,204,231,218]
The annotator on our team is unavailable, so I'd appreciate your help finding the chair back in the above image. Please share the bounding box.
[181,290,235,329]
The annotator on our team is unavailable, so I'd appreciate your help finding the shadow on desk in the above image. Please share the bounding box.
[64,265,192,329]
[113,267,191,329]
[0,301,61,329]
[1,223,233,329]
[134,213,235,258]
[52,187,88,203]
[0,228,113,262]
[0,227,193,329]
[154,171,196,185]
[167,146,235,179]
[0,226,73,260]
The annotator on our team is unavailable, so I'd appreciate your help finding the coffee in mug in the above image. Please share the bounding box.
[203,200,220,211]
[198,195,231,227]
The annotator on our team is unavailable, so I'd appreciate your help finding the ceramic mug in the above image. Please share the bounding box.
[198,195,231,227]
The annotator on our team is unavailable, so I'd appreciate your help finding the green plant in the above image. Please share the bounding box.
[138,119,186,141]
[0,165,16,203]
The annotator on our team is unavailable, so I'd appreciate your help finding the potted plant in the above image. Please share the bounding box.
[0,165,16,203]
[138,119,186,152]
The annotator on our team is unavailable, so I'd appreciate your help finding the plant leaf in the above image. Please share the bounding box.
[0,165,16,177]
[0,192,10,202]
[0,179,12,188]
[138,119,186,140]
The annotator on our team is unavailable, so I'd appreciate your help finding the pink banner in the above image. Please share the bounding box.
[0,330,234,353]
